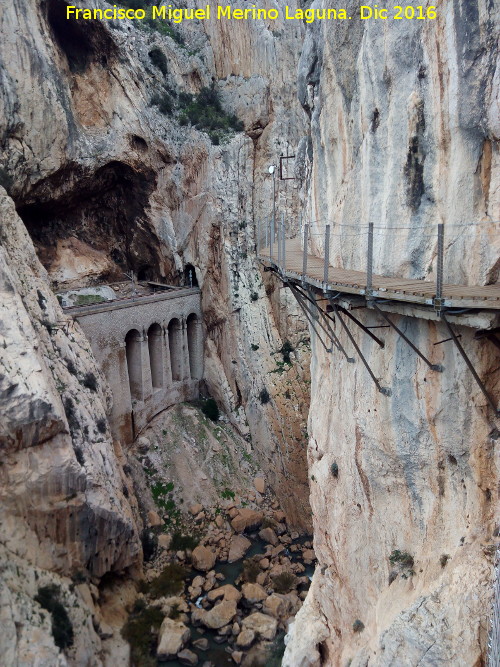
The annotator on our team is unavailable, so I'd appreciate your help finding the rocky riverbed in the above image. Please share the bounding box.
[121,476,315,666]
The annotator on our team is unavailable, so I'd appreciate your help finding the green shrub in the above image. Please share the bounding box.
[331,462,339,478]
[250,292,259,302]
[259,388,270,405]
[146,563,187,598]
[201,398,220,421]
[271,572,298,593]
[242,558,261,583]
[121,604,164,667]
[148,47,168,75]
[251,344,259,351]
[82,372,98,391]
[389,550,414,568]
[280,340,294,363]
[440,554,450,568]
[74,294,105,306]
[151,91,174,115]
[352,619,365,633]
[177,84,244,144]
[170,532,199,551]
[35,585,74,650]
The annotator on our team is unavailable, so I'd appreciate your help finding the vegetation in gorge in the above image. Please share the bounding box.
[142,562,189,597]
[35,585,74,650]
[121,602,163,667]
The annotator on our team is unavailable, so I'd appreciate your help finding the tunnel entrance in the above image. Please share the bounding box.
[184,264,199,287]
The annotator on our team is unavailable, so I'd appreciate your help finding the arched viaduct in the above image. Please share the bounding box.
[69,287,203,442]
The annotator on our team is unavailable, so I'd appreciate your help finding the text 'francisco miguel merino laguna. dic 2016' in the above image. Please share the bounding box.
[66,5,439,24]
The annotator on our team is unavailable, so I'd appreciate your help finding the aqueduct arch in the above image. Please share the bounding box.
[71,286,203,442]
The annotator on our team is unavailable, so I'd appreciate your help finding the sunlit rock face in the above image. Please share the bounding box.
[284,1,499,665]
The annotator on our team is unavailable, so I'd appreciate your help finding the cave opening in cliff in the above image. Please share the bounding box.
[16,161,160,289]
[46,0,117,73]
[184,264,199,287]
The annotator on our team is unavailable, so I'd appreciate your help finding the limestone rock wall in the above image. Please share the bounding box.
[0,1,311,662]
[284,1,499,665]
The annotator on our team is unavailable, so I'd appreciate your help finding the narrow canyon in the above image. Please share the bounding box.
[0,1,498,666]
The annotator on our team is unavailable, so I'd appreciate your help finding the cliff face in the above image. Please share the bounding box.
[0,1,311,663]
[284,1,499,665]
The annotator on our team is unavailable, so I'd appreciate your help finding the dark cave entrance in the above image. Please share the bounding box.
[184,264,199,287]
[46,0,117,73]
[16,161,160,288]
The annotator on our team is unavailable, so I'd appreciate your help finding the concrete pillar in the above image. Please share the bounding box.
[163,323,173,388]
[181,317,190,381]
[113,342,134,442]
[139,330,153,402]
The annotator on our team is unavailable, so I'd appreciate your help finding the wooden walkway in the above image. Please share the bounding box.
[259,238,500,311]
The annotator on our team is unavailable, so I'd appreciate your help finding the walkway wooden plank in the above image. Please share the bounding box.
[259,238,500,310]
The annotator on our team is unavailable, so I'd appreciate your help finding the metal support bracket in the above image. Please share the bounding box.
[372,303,444,372]
[294,285,354,362]
[442,314,499,416]
[330,300,391,396]
[287,283,333,354]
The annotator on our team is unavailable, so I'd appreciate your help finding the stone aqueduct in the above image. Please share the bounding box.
[72,287,203,442]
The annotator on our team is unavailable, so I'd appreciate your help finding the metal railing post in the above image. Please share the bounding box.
[436,223,444,307]
[302,223,309,280]
[270,216,274,262]
[282,214,286,273]
[324,224,330,287]
[277,214,281,267]
[367,222,374,298]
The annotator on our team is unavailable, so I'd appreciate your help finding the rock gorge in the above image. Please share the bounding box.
[0,0,498,666]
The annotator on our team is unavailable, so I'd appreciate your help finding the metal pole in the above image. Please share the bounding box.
[302,223,309,280]
[367,222,374,297]
[270,216,274,262]
[282,214,286,272]
[277,213,281,267]
[436,223,444,303]
[324,224,330,286]
[442,314,499,415]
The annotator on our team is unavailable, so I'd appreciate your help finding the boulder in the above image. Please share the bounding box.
[193,637,209,651]
[263,593,293,619]
[242,582,267,603]
[206,584,241,603]
[189,503,203,516]
[230,508,263,533]
[242,612,278,640]
[228,535,251,563]
[258,527,279,546]
[232,651,243,664]
[302,548,315,562]
[254,477,266,494]
[158,534,172,549]
[236,628,255,648]
[178,648,199,665]
[148,510,162,527]
[194,600,238,629]
[192,545,216,571]
[157,618,190,660]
